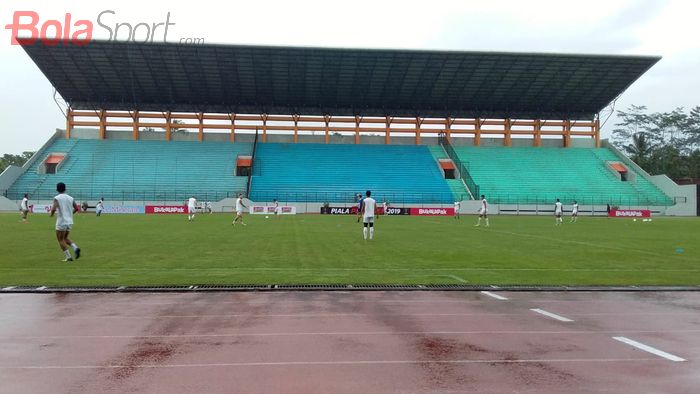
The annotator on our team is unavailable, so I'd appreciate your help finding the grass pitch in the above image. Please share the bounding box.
[0,212,698,287]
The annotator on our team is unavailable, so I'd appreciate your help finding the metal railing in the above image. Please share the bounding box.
[245,129,259,196]
[3,190,244,204]
[482,193,674,207]
[249,190,463,205]
[439,134,480,198]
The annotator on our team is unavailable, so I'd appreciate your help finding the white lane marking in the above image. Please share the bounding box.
[530,308,573,322]
[6,329,700,340]
[447,275,468,283]
[480,291,508,300]
[612,337,686,362]
[0,358,660,370]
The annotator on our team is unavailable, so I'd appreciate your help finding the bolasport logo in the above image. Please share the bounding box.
[3,10,204,46]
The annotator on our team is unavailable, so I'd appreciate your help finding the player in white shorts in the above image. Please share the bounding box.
[232,193,247,226]
[554,198,563,225]
[475,195,489,227]
[273,199,280,216]
[454,201,460,219]
[361,190,376,240]
[187,196,197,221]
[49,182,81,262]
[20,193,30,223]
[570,201,579,223]
[382,200,388,216]
[96,198,104,217]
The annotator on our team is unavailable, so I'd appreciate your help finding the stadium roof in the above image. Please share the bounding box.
[20,39,660,120]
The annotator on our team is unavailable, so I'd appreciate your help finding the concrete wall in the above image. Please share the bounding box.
[0,129,62,195]
[649,175,697,216]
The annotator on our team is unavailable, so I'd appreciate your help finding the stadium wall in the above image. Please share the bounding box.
[0,129,62,196]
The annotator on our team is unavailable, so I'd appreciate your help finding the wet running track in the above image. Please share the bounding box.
[1,291,699,393]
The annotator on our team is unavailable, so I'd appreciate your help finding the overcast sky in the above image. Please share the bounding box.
[1,0,698,154]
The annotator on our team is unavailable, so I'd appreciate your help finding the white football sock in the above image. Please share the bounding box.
[64,250,72,259]
[485,218,489,226]
[369,228,374,239]
[363,227,368,240]
[71,243,78,251]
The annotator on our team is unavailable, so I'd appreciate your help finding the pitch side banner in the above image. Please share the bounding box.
[103,205,145,214]
[249,205,297,215]
[145,205,188,214]
[608,209,651,218]
[321,206,409,215]
[409,207,455,216]
[30,204,52,214]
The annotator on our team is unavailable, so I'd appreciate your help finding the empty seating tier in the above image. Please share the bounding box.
[249,143,455,203]
[7,139,252,201]
[452,146,672,206]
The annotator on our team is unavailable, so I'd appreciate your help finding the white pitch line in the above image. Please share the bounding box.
[1,286,16,290]
[530,308,573,322]
[447,275,468,283]
[35,286,47,291]
[0,357,660,370]
[480,291,508,300]
[613,337,686,362]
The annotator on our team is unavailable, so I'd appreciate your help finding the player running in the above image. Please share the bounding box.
[554,198,563,225]
[475,195,489,227]
[96,198,104,217]
[570,200,579,223]
[49,182,81,262]
[20,193,29,223]
[273,199,280,216]
[361,190,376,240]
[232,193,247,226]
[187,196,197,221]
[454,200,461,219]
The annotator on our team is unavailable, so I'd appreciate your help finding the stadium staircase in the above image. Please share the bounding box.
[427,146,471,201]
[451,146,673,206]
[7,139,253,201]
[248,143,455,203]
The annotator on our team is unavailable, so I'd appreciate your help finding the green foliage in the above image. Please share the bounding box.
[612,105,700,179]
[0,152,34,174]
[0,213,698,286]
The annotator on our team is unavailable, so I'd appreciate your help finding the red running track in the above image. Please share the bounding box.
[1,291,699,393]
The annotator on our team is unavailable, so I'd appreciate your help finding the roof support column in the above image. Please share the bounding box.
[229,113,236,143]
[594,118,601,148]
[385,116,393,144]
[132,110,139,140]
[474,118,481,146]
[198,112,204,142]
[534,119,542,147]
[262,114,268,143]
[324,115,330,144]
[293,115,300,143]
[504,118,511,147]
[99,109,106,140]
[563,119,571,148]
[415,116,422,145]
[355,116,361,144]
[165,111,172,141]
[65,108,73,139]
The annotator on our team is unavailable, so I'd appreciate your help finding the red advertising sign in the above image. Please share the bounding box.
[608,209,651,218]
[409,207,455,216]
[145,205,187,214]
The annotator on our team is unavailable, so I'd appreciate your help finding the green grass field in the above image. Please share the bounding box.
[0,212,698,287]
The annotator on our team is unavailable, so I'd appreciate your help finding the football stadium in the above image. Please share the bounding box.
[1,7,700,393]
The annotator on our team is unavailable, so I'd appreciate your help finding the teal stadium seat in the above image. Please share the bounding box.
[249,143,458,203]
[451,146,672,206]
[7,139,252,201]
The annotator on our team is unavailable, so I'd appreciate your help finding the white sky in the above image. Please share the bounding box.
[1,0,699,154]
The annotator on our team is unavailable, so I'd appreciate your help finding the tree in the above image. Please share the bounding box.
[0,152,35,174]
[622,133,653,168]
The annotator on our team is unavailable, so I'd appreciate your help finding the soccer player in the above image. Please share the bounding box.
[356,193,364,223]
[475,195,489,227]
[454,200,461,219]
[570,200,579,223]
[187,196,197,221]
[361,190,376,240]
[206,201,212,214]
[232,193,247,226]
[273,199,280,216]
[96,198,104,217]
[554,198,563,225]
[20,193,29,223]
[49,182,81,262]
[382,200,388,216]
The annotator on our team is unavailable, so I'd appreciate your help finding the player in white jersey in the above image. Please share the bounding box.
[475,195,489,227]
[361,190,376,240]
[49,182,81,262]
[554,198,563,225]
[232,193,247,226]
[187,196,197,221]
[382,200,388,216]
[20,193,29,223]
[273,199,280,216]
[453,201,460,219]
[96,198,104,217]
[570,201,579,223]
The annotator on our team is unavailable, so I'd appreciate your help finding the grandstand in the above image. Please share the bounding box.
[0,39,693,215]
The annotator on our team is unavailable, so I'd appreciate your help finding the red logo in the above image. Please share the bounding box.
[409,207,455,216]
[145,205,187,214]
[5,11,93,46]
